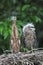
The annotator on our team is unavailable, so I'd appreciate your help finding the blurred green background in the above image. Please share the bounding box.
[0,0,43,54]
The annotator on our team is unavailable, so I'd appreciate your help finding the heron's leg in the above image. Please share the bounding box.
[31,46,33,53]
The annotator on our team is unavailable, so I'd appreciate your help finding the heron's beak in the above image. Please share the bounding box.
[31,28,35,31]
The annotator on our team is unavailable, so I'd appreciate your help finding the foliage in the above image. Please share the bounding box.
[0,18,12,51]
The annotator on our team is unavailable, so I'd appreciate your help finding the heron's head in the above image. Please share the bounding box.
[23,23,35,33]
[11,16,16,24]
[28,23,35,31]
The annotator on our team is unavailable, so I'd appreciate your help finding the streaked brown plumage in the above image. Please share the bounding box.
[11,16,20,53]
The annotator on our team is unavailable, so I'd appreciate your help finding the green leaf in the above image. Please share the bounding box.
[31,6,37,10]
[0,25,3,33]
[22,5,30,11]
[4,31,8,39]
[35,16,41,23]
